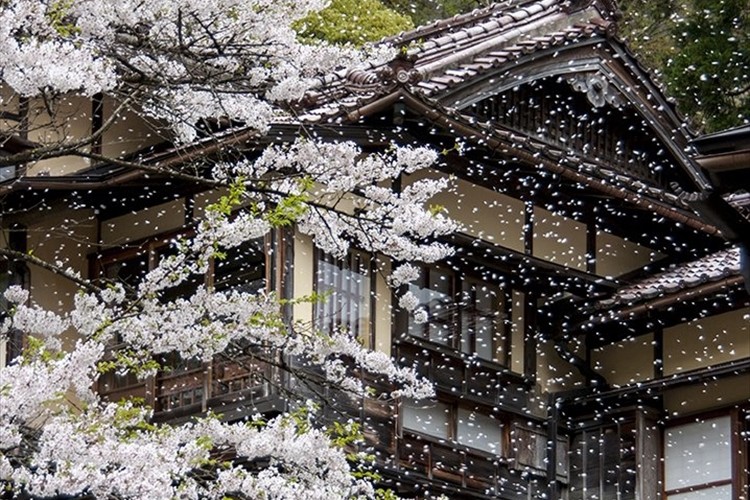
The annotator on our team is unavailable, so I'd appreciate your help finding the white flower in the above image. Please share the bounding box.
[389,263,421,287]
[3,286,28,304]
[413,308,429,324]
[398,291,420,312]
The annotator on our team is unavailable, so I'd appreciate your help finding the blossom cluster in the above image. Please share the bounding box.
[0,0,383,142]
[0,1,455,497]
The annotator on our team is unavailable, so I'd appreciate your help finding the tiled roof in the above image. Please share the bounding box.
[728,192,750,220]
[414,22,606,96]
[300,0,612,122]
[598,246,742,308]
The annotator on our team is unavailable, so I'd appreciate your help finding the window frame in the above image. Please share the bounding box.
[90,227,272,411]
[661,408,745,499]
[400,263,513,367]
[313,247,375,347]
[399,397,509,458]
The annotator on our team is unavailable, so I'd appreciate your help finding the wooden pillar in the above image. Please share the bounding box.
[524,290,537,385]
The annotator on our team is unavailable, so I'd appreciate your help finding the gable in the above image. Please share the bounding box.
[423,37,707,192]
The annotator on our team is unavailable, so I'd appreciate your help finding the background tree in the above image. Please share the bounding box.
[381,0,487,26]
[296,0,414,46]
[660,0,750,131]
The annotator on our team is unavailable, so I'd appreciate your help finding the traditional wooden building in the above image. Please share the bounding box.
[1,0,748,499]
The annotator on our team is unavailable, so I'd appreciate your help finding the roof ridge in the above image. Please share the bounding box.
[383,0,561,47]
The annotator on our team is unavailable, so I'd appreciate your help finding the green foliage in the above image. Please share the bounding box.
[382,0,487,26]
[295,0,414,46]
[264,192,310,227]
[22,337,64,364]
[375,488,400,500]
[597,0,750,131]
[388,0,749,131]
[112,400,158,440]
[46,0,81,38]
[96,349,161,378]
[662,0,750,131]
[283,403,319,435]
[326,420,364,448]
[206,177,246,216]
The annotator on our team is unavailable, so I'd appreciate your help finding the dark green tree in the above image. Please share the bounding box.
[661,0,750,131]
[295,0,414,46]
[381,0,487,26]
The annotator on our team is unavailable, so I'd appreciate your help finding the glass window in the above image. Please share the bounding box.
[100,252,149,290]
[665,415,733,498]
[456,408,503,454]
[460,278,506,363]
[404,266,510,365]
[316,249,372,339]
[402,399,450,439]
[214,238,266,293]
[668,486,733,500]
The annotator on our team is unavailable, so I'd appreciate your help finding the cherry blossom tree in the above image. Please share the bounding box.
[0,1,454,497]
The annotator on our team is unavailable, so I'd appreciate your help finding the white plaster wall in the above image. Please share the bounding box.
[591,333,655,386]
[663,308,750,375]
[403,169,525,252]
[101,199,186,246]
[533,207,586,271]
[596,230,659,278]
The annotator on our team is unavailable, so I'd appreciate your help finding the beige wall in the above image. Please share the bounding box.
[292,232,315,326]
[101,97,162,159]
[591,333,654,386]
[596,231,659,278]
[1,84,23,130]
[26,96,91,176]
[193,188,230,220]
[24,207,98,351]
[663,373,750,417]
[4,92,162,178]
[536,337,586,393]
[373,257,392,356]
[533,207,586,271]
[101,199,186,246]
[403,169,525,252]
[511,290,525,375]
[663,308,750,375]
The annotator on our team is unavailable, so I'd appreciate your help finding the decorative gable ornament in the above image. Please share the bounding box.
[567,72,624,109]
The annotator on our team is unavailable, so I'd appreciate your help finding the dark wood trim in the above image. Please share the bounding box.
[184,195,194,224]
[523,291,537,384]
[502,288,513,367]
[367,251,377,351]
[585,208,597,274]
[524,199,534,256]
[92,93,104,155]
[653,326,664,379]
[664,479,733,497]
[18,97,29,140]
[563,358,750,413]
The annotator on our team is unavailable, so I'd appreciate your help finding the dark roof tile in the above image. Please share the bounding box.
[602,247,742,308]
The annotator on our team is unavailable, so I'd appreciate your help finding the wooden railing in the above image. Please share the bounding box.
[395,337,531,414]
[98,352,276,421]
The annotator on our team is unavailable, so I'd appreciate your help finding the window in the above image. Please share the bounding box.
[664,415,735,499]
[92,234,267,296]
[456,408,504,455]
[315,249,372,339]
[404,266,511,365]
[401,399,505,455]
[402,399,451,439]
[213,238,266,294]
